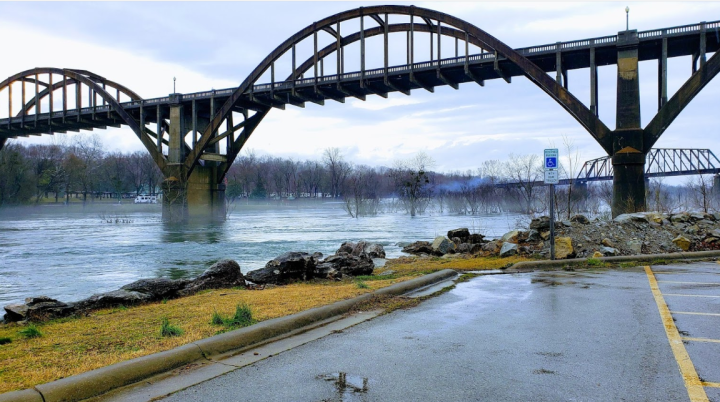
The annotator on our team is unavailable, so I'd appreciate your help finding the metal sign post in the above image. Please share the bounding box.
[544,149,559,260]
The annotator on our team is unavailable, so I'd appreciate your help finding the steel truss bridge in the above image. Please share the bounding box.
[0,5,718,218]
[498,148,720,188]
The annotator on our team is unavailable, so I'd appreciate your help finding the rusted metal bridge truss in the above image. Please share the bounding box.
[0,6,718,215]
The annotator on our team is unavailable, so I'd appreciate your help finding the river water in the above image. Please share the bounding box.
[0,201,526,306]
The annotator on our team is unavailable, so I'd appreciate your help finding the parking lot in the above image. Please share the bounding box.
[150,262,720,402]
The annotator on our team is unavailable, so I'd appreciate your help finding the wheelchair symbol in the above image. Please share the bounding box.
[546,157,557,168]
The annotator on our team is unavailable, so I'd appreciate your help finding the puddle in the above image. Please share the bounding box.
[316,372,369,401]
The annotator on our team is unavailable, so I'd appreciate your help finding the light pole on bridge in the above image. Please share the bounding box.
[625,6,630,31]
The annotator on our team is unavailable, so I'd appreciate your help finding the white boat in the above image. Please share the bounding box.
[134,195,158,204]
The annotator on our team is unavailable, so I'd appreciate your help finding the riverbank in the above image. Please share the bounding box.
[0,255,527,394]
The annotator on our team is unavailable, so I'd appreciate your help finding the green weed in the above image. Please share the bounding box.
[355,280,370,289]
[18,325,43,339]
[160,317,183,337]
[0,337,11,345]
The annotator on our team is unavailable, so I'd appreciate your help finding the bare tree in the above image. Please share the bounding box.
[503,153,542,214]
[686,174,715,213]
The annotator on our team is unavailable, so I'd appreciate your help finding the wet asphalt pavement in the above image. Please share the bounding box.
[161,262,720,402]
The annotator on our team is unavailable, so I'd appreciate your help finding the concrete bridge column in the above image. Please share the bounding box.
[162,94,226,222]
[612,30,646,217]
[713,174,720,195]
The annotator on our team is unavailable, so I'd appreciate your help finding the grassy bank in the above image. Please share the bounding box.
[0,255,528,394]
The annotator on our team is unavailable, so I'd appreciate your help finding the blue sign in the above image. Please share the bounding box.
[545,157,557,169]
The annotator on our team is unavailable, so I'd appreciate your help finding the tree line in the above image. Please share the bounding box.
[0,135,162,205]
[0,138,716,217]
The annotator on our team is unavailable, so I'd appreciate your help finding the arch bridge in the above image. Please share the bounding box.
[0,6,718,220]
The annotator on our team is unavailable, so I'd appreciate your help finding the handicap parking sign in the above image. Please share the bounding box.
[544,149,558,170]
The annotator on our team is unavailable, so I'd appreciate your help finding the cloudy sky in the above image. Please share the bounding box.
[1,1,719,173]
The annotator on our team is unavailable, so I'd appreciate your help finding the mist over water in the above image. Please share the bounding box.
[0,202,526,306]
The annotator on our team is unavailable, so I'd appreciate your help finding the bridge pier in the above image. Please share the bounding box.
[611,30,646,217]
[161,97,226,222]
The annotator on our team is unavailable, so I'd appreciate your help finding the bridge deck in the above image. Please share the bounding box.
[1,19,718,139]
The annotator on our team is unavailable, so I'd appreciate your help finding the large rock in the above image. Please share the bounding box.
[600,246,619,256]
[481,241,501,255]
[121,278,190,300]
[570,214,590,224]
[402,241,434,255]
[447,228,470,241]
[245,252,317,285]
[75,290,152,311]
[601,238,614,248]
[180,259,246,294]
[530,216,551,231]
[457,243,482,255]
[500,230,520,243]
[627,240,643,254]
[614,213,649,224]
[431,236,456,255]
[672,235,691,251]
[337,241,386,259]
[554,237,574,259]
[499,242,518,257]
[468,233,486,244]
[319,253,374,277]
[670,213,690,223]
[3,296,75,322]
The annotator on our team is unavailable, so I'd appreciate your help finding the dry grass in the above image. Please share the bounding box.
[0,254,528,393]
[381,254,530,275]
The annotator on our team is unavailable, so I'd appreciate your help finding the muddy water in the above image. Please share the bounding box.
[0,202,526,306]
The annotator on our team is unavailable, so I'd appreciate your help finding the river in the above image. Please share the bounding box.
[0,201,527,306]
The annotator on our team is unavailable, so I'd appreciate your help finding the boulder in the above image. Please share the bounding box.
[482,241,502,255]
[313,263,339,280]
[614,213,649,224]
[402,241,434,255]
[121,278,190,300]
[554,237,574,259]
[601,238,614,248]
[627,240,643,254]
[670,213,690,223]
[447,228,470,241]
[499,242,518,257]
[689,213,706,221]
[181,259,246,294]
[75,290,152,311]
[431,236,456,255]
[591,251,604,259]
[570,214,590,224]
[363,243,386,259]
[527,229,542,242]
[500,230,520,243]
[320,253,374,276]
[685,225,700,235]
[530,216,551,231]
[337,241,356,254]
[468,233,486,244]
[672,235,691,251]
[708,228,720,238]
[3,296,75,322]
[600,246,619,256]
[338,241,386,259]
[457,243,482,255]
[245,252,317,285]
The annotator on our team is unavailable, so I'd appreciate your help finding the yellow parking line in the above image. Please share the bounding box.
[703,382,720,388]
[673,312,720,317]
[645,266,709,402]
[682,337,720,344]
[664,294,720,298]
[659,281,720,285]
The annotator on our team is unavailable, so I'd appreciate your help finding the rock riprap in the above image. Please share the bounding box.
[4,259,246,323]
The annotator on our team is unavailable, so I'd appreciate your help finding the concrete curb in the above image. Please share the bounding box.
[505,250,720,273]
[0,269,457,402]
